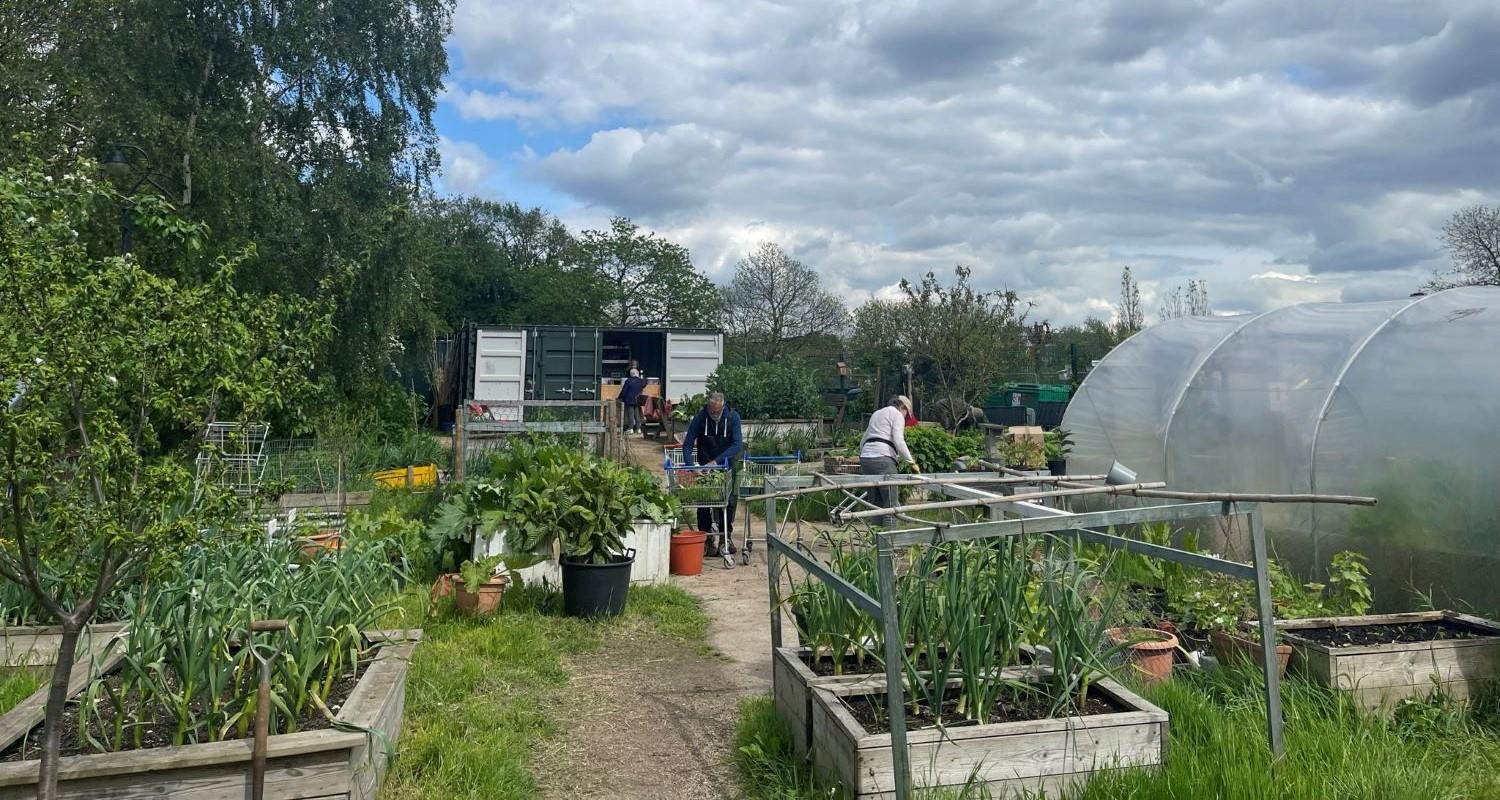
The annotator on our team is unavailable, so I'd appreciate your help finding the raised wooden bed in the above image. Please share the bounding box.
[809,669,1167,799]
[1276,611,1500,710]
[773,647,885,760]
[0,623,126,669]
[775,645,1040,764]
[0,629,420,800]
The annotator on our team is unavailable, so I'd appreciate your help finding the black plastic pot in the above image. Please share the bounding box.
[561,548,636,618]
[1047,458,1067,476]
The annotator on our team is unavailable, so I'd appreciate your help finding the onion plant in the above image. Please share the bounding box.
[786,536,881,674]
[73,535,402,752]
[1035,536,1129,715]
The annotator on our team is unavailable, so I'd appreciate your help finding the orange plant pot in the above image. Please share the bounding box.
[455,575,508,616]
[1209,629,1292,678]
[300,530,342,558]
[670,530,708,576]
[1108,627,1178,685]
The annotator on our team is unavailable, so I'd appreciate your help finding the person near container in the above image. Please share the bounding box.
[681,391,744,556]
[859,395,920,527]
[619,368,646,435]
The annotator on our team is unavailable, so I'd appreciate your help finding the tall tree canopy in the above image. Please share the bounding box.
[721,242,848,362]
[579,217,721,328]
[0,0,454,402]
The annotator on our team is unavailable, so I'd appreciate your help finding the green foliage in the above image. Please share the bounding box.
[579,217,722,328]
[708,362,829,420]
[0,669,44,716]
[345,507,427,576]
[903,426,983,472]
[1044,428,1074,461]
[674,468,731,506]
[75,536,400,751]
[787,536,881,674]
[459,554,506,589]
[0,154,326,782]
[733,695,847,800]
[1166,550,1374,633]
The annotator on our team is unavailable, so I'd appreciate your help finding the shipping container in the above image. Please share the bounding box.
[461,324,723,404]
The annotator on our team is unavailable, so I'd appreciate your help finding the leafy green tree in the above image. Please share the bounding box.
[578,217,721,328]
[423,198,603,328]
[0,162,327,798]
[851,267,1030,430]
[0,0,453,397]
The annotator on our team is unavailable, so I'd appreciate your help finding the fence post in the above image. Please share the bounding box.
[1248,506,1286,757]
[875,534,913,800]
[454,401,466,481]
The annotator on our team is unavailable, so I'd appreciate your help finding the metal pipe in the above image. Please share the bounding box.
[874,535,913,800]
[982,464,1377,506]
[840,482,1167,521]
[1249,509,1286,756]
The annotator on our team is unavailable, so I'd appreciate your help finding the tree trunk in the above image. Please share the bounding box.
[37,620,82,800]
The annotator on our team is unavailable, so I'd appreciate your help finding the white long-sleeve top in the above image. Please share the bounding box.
[859,406,916,464]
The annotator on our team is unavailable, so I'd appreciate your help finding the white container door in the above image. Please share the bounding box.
[665,332,722,401]
[473,328,526,410]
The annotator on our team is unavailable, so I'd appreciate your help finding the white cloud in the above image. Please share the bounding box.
[436,136,498,196]
[441,0,1500,320]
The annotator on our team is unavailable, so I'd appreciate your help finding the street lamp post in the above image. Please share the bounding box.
[102,143,172,255]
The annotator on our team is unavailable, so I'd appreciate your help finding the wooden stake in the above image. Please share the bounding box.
[757,473,1109,501]
[840,481,1168,520]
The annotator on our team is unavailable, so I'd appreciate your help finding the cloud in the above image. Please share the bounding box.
[440,0,1500,320]
[436,136,498,196]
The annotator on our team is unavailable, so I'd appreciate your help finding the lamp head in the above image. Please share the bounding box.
[103,145,130,178]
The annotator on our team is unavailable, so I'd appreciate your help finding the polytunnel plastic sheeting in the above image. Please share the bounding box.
[1061,286,1500,611]
[1066,315,1249,481]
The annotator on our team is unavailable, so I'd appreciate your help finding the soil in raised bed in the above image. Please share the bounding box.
[844,683,1126,733]
[801,646,1034,677]
[0,660,363,762]
[1290,618,1496,648]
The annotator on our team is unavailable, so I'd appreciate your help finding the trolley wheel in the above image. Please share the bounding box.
[722,551,736,570]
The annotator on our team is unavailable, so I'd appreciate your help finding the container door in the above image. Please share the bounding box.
[536,328,601,402]
[665,332,722,401]
[473,329,526,407]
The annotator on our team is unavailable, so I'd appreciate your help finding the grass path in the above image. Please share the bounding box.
[381,584,714,800]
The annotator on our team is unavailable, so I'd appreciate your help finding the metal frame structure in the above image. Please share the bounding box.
[762,471,1286,800]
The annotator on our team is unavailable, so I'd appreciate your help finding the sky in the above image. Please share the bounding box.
[431,0,1500,323]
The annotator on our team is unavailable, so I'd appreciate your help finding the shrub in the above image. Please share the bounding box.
[904,426,983,472]
[708,362,828,419]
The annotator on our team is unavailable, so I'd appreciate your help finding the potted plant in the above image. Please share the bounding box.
[622,466,681,584]
[1045,428,1073,476]
[455,554,508,616]
[559,459,639,617]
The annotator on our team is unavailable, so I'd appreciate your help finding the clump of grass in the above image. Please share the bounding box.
[1071,665,1500,799]
[734,695,848,800]
[0,668,45,715]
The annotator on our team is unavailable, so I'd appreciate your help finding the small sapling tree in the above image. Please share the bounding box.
[0,159,327,797]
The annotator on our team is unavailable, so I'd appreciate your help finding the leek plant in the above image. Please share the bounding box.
[74,536,401,752]
[1035,537,1128,715]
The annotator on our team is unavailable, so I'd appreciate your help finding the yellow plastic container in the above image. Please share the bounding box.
[373,463,437,489]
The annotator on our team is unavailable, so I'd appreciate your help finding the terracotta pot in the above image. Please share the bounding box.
[429,573,460,606]
[670,530,708,576]
[1107,627,1178,685]
[1209,629,1291,677]
[300,530,342,558]
[455,575,508,616]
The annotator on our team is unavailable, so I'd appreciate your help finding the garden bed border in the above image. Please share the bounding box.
[0,628,420,800]
[1276,610,1500,710]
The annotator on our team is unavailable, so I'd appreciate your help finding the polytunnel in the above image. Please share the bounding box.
[1064,286,1500,611]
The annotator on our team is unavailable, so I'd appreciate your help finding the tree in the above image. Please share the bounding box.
[0,0,453,399]
[1431,205,1500,288]
[577,217,721,328]
[851,267,1031,430]
[423,198,600,328]
[1115,266,1144,339]
[721,242,848,362]
[0,162,327,798]
[1159,280,1210,321]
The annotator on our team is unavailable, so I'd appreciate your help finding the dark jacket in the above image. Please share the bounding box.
[682,407,743,466]
[620,375,646,405]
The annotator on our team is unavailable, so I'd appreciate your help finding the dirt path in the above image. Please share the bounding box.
[535,435,777,800]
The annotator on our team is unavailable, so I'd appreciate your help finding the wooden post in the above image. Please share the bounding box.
[454,400,467,481]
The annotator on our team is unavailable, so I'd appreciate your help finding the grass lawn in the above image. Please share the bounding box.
[735,665,1500,800]
[382,582,709,800]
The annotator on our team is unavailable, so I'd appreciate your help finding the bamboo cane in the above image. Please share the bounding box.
[757,472,1108,501]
